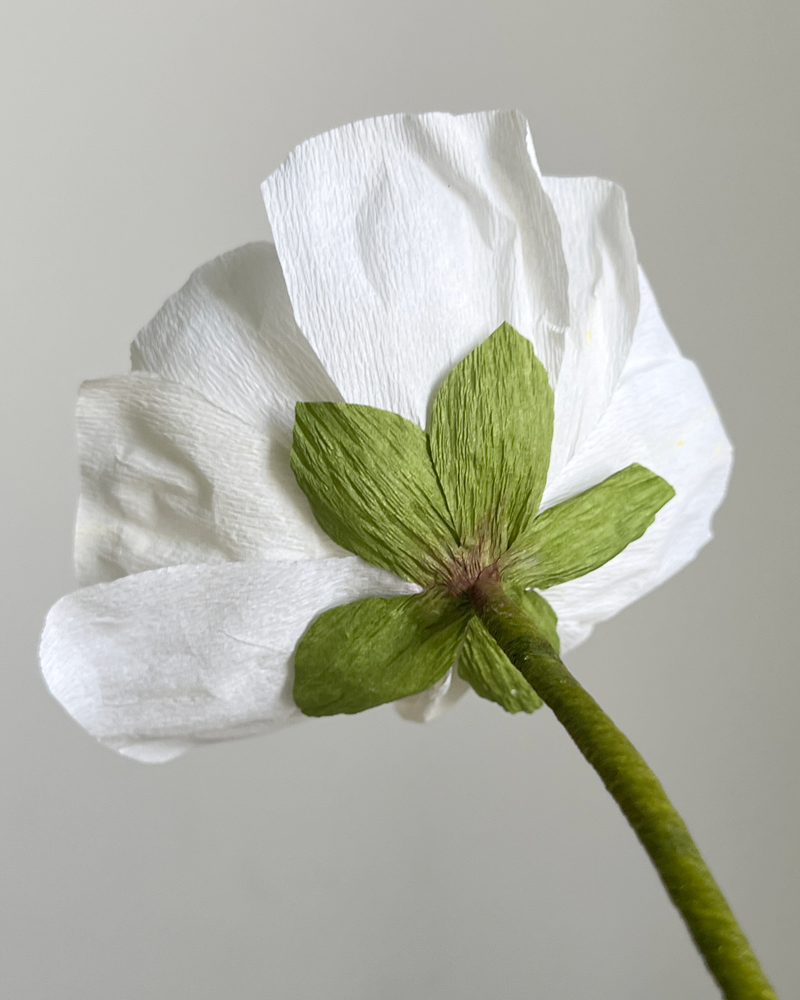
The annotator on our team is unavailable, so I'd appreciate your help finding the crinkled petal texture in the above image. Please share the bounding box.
[50,243,370,761]
[541,176,640,477]
[42,110,733,758]
[261,110,730,706]
[262,110,571,428]
[75,373,341,584]
[540,269,732,653]
[263,113,641,471]
[77,241,346,587]
[41,558,416,762]
[131,241,341,437]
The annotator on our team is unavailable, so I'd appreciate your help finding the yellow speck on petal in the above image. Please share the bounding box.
[586,329,593,343]
[676,440,685,447]
[714,443,722,455]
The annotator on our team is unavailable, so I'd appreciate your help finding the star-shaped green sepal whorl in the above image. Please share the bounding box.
[290,323,674,716]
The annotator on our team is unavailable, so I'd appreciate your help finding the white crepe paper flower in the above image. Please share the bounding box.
[40,111,732,763]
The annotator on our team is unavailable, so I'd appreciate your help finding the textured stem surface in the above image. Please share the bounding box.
[471,571,778,1000]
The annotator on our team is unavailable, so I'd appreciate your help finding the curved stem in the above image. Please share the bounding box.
[470,570,778,1000]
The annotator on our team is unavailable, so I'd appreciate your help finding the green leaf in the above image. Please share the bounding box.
[429,323,554,561]
[517,588,561,654]
[505,463,675,590]
[457,588,558,713]
[292,402,458,585]
[294,589,470,716]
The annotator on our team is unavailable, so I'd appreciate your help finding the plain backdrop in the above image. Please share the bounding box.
[2,2,798,998]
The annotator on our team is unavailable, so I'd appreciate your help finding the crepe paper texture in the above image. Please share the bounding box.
[291,403,456,585]
[469,573,778,1000]
[504,463,676,590]
[429,321,554,557]
[40,110,733,763]
[292,324,674,717]
[453,588,558,714]
[37,109,779,1000]
[294,590,469,716]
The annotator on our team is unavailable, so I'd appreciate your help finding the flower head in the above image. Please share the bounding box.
[40,111,732,762]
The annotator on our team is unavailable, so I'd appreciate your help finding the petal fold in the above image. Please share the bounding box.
[541,269,733,653]
[393,667,471,723]
[75,374,340,585]
[542,176,640,476]
[40,558,416,761]
[131,242,341,438]
[263,111,569,427]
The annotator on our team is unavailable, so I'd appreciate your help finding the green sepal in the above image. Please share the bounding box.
[293,589,470,716]
[457,588,558,713]
[429,323,554,561]
[505,463,675,590]
[292,402,458,585]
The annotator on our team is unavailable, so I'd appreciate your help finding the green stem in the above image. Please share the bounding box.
[470,570,778,1000]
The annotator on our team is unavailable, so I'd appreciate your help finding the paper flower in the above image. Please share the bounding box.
[40,111,732,762]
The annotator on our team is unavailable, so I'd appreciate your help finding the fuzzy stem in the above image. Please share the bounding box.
[470,570,778,1000]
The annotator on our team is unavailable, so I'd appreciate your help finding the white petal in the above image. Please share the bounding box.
[131,242,341,438]
[262,111,569,427]
[542,176,640,475]
[524,121,543,176]
[394,666,471,723]
[540,268,733,653]
[40,557,417,762]
[75,373,341,585]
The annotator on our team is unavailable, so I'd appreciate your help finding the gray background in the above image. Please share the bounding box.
[2,1,798,997]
